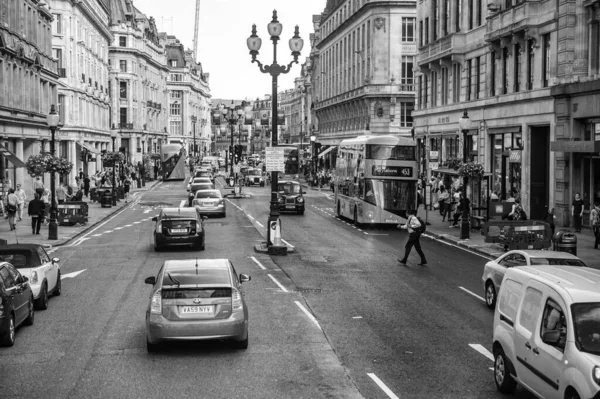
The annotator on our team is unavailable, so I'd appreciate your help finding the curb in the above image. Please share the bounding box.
[424,230,497,260]
[50,180,162,248]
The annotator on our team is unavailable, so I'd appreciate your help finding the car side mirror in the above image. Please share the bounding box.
[21,276,29,283]
[239,274,251,283]
[202,216,208,220]
[144,276,156,285]
[542,330,562,346]
[52,257,60,263]
[151,217,157,222]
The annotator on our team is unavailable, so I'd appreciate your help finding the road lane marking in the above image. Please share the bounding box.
[281,238,294,248]
[143,209,151,214]
[114,227,123,230]
[469,344,494,362]
[179,200,186,208]
[124,224,133,227]
[134,221,141,224]
[458,286,486,303]
[294,301,322,331]
[247,215,254,220]
[267,274,288,292]
[61,270,86,279]
[256,221,264,228]
[367,373,400,399]
[104,230,113,234]
[352,316,363,319]
[68,237,90,247]
[92,234,102,237]
[250,256,266,270]
[424,235,494,260]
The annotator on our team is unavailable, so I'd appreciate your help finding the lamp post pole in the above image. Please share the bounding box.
[191,115,197,163]
[47,105,60,240]
[247,10,304,253]
[458,110,472,240]
[111,134,117,205]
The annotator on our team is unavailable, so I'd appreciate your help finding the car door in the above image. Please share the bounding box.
[513,281,546,398]
[0,265,26,325]
[527,293,568,399]
[39,247,57,292]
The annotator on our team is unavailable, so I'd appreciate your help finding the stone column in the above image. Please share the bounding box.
[130,135,137,164]
[573,0,589,76]
[68,140,77,185]
[15,139,24,185]
[95,142,102,172]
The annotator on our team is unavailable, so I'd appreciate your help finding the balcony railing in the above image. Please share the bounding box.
[58,68,66,78]
[119,123,134,129]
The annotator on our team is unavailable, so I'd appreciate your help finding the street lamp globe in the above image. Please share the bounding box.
[267,10,283,38]
[47,104,60,127]
[310,134,316,142]
[289,26,304,53]
[110,129,118,139]
[458,110,472,131]
[247,24,262,52]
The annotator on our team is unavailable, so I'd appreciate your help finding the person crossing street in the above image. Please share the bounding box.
[397,209,427,266]
[15,183,26,221]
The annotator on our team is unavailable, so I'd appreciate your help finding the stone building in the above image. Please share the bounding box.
[250,96,273,155]
[0,0,59,196]
[163,35,211,156]
[50,0,112,182]
[311,0,418,160]
[211,99,250,157]
[107,0,168,164]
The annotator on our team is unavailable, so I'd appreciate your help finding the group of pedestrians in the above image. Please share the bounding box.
[2,178,51,234]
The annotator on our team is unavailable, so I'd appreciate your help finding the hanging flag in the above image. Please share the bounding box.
[260,112,269,126]
[212,112,222,125]
[277,109,285,125]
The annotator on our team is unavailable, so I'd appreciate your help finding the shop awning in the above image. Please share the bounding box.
[77,141,100,154]
[0,145,26,168]
[318,146,336,158]
[550,140,600,153]
[433,167,459,175]
[488,126,521,134]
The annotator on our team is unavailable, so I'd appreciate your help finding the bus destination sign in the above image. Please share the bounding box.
[372,166,413,177]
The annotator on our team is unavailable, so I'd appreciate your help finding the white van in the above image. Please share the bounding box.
[492,266,600,399]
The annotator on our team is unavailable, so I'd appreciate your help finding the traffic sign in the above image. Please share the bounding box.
[265,146,284,172]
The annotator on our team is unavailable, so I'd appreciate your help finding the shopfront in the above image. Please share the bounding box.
[489,127,523,201]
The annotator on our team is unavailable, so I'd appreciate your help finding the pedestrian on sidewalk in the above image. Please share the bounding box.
[15,183,26,221]
[397,210,427,266]
[572,192,585,233]
[83,174,90,198]
[123,177,131,203]
[438,186,449,218]
[56,182,68,204]
[5,188,18,230]
[590,202,600,249]
[41,188,51,225]
[452,189,470,227]
[28,192,45,235]
[33,176,44,197]
[542,205,556,237]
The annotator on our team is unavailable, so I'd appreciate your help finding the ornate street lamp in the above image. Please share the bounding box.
[191,115,197,161]
[310,133,317,179]
[247,10,303,254]
[218,101,246,185]
[110,129,118,205]
[46,105,60,240]
[458,110,472,240]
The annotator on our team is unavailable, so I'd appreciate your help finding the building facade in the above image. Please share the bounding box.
[413,0,560,221]
[0,0,59,196]
[250,96,273,155]
[211,99,250,157]
[107,0,168,164]
[51,0,112,183]
[311,0,418,157]
[164,36,211,156]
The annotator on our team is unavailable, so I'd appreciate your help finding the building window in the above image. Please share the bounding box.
[443,0,450,36]
[401,56,414,90]
[400,102,414,127]
[170,102,181,116]
[445,137,460,159]
[441,67,449,105]
[477,0,483,26]
[119,81,127,99]
[491,132,522,200]
[468,0,474,30]
[543,34,551,87]
[455,0,462,32]
[53,48,63,69]
[419,21,423,46]
[452,63,460,103]
[431,71,438,107]
[514,43,521,92]
[502,47,509,94]
[119,60,127,72]
[170,90,182,98]
[170,60,177,67]
[466,59,472,101]
[170,73,183,82]
[53,14,62,34]
[505,0,512,8]
[418,75,423,108]
[527,40,534,90]
[424,74,428,107]
[491,52,497,96]
[119,36,126,47]
[119,108,127,125]
[169,120,182,136]
[402,18,415,42]
[424,18,429,44]
[433,0,439,41]
[475,56,481,99]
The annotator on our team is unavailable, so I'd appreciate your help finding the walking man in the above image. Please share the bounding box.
[15,183,26,221]
[397,209,427,266]
[28,192,45,235]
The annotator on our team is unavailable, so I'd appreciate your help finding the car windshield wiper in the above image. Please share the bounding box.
[167,273,180,287]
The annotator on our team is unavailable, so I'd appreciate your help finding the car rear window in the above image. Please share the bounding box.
[530,258,587,267]
[162,269,230,286]
[195,191,221,199]
[191,184,213,191]
[162,288,232,299]
[0,250,38,268]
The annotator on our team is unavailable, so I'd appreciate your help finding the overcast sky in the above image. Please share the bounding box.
[134,0,325,101]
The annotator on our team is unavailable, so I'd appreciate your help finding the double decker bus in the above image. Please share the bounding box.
[334,135,418,225]
[160,144,186,180]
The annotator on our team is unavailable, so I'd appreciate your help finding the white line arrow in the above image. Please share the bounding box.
[61,269,86,279]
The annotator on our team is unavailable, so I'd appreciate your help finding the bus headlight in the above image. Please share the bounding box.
[366,211,374,220]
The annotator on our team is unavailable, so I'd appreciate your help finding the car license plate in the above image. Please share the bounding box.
[181,305,213,314]
[201,202,212,206]
[385,219,398,223]
[171,228,187,233]
[286,205,295,209]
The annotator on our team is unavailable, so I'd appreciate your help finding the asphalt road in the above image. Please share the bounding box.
[0,177,537,399]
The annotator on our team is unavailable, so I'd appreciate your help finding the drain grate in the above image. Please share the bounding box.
[295,288,322,293]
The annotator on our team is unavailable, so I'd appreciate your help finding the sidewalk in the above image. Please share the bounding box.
[297,175,332,192]
[0,180,161,248]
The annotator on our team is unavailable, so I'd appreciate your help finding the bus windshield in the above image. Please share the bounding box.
[366,145,415,161]
[364,179,416,211]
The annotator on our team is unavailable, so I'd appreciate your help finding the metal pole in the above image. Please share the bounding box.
[48,128,58,240]
[193,120,196,161]
[267,48,281,248]
[112,137,117,205]
[461,129,470,239]
[230,118,234,181]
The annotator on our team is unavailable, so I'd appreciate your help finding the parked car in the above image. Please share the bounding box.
[0,261,34,346]
[481,250,586,309]
[277,180,305,215]
[244,168,265,187]
[193,189,226,217]
[188,182,215,206]
[144,258,251,352]
[152,208,206,252]
[193,169,214,182]
[492,265,600,399]
[187,177,212,191]
[0,244,61,310]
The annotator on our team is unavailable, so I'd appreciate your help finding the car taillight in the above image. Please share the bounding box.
[190,221,196,234]
[31,270,38,284]
[150,291,162,314]
[0,297,4,317]
[232,288,243,312]
[157,221,162,233]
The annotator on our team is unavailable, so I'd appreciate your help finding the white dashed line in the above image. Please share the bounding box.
[256,221,264,228]
[469,344,494,362]
[179,200,186,207]
[280,238,294,248]
[250,256,266,270]
[294,301,322,331]
[459,286,486,303]
[114,227,123,230]
[367,373,399,399]
[104,230,113,234]
[133,221,141,224]
[267,274,288,293]
[92,234,102,237]
[124,224,133,227]
[247,215,254,220]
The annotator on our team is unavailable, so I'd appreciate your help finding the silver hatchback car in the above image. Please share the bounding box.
[144,259,250,352]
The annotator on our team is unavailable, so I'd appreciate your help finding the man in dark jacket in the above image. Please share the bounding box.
[83,175,91,197]
[28,192,45,235]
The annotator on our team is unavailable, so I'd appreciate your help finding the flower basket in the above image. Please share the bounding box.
[102,151,125,167]
[26,154,73,177]
[443,158,463,170]
[458,161,485,180]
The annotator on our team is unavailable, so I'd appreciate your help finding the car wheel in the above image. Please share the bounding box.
[232,333,248,350]
[494,349,516,393]
[35,283,49,310]
[1,315,15,347]
[24,296,34,326]
[53,271,62,296]
[565,390,581,399]
[146,338,160,353]
[485,282,496,309]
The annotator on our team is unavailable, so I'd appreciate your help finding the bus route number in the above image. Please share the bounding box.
[372,166,412,177]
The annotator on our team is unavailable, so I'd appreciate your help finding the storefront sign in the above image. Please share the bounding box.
[509,150,522,163]
[429,150,439,160]
[550,140,600,153]
[372,166,413,177]
[429,162,439,170]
